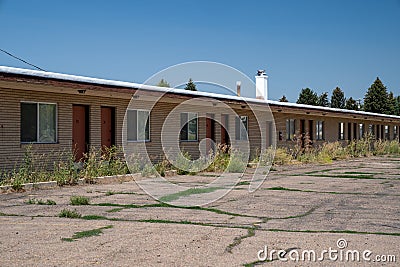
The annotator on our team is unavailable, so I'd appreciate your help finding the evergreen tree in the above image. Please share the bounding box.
[296,88,318,105]
[395,96,400,116]
[184,78,197,91]
[331,87,345,109]
[345,97,359,110]
[279,95,288,102]
[387,91,396,115]
[364,77,389,114]
[317,92,330,107]
[157,79,170,87]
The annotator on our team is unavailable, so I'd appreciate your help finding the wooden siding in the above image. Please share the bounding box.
[1,75,400,171]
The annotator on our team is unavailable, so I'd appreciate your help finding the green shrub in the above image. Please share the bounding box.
[226,151,247,173]
[273,148,293,165]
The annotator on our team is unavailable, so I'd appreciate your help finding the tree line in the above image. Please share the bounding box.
[157,78,197,91]
[280,77,400,116]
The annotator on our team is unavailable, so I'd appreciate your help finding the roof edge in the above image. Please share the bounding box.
[1,65,400,120]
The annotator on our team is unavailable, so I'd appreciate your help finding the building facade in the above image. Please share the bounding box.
[0,66,399,171]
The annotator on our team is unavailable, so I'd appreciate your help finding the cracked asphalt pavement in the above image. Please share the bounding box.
[0,156,399,266]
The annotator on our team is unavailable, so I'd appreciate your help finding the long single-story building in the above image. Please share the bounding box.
[0,66,399,171]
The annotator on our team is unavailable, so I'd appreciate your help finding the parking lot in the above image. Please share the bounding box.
[0,156,399,266]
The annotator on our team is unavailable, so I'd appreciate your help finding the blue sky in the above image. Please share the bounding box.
[1,0,399,101]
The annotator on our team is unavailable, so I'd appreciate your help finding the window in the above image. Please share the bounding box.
[347,122,352,140]
[21,102,57,143]
[180,112,198,141]
[384,125,389,140]
[235,116,248,140]
[127,109,150,141]
[369,125,374,136]
[394,126,398,140]
[359,124,365,139]
[286,119,295,140]
[316,121,324,140]
[338,122,345,140]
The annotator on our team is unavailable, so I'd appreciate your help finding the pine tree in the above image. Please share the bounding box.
[296,88,318,105]
[317,92,330,107]
[387,91,396,115]
[279,95,288,102]
[364,77,389,114]
[157,79,170,87]
[331,87,345,109]
[345,97,359,110]
[395,96,400,116]
[184,78,197,91]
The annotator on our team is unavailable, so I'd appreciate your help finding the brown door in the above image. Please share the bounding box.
[206,114,215,154]
[101,107,115,150]
[72,105,88,161]
[308,120,314,141]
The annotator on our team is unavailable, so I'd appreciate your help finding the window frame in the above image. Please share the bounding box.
[359,123,365,139]
[384,125,389,140]
[286,119,296,141]
[316,121,324,141]
[338,122,345,140]
[127,109,151,142]
[180,112,198,142]
[394,125,398,140]
[235,115,248,141]
[20,101,58,144]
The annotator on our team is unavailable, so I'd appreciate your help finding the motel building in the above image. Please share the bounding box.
[1,66,400,171]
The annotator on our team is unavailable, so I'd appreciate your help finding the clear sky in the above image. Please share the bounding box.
[1,0,399,101]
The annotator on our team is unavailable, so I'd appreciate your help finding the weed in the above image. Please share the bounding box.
[61,225,113,242]
[82,215,108,220]
[58,208,81,218]
[70,196,90,205]
[159,187,222,202]
[45,199,57,205]
[25,198,56,205]
[226,151,247,173]
[105,190,115,196]
[226,228,255,253]
[106,208,124,213]
[141,164,157,177]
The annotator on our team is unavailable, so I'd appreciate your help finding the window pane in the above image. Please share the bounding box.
[21,103,37,142]
[39,104,56,142]
[180,113,188,140]
[127,110,137,141]
[316,121,323,140]
[145,113,150,141]
[137,110,149,141]
[290,119,295,140]
[286,119,290,140]
[240,116,248,140]
[188,113,197,141]
[236,117,241,140]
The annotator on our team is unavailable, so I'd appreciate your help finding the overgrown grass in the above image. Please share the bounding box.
[70,196,90,205]
[26,198,56,205]
[159,187,222,202]
[0,145,129,187]
[1,136,400,188]
[58,208,82,218]
[61,225,113,242]
[270,134,400,165]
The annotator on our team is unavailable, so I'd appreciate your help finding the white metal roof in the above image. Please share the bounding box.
[1,65,399,120]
